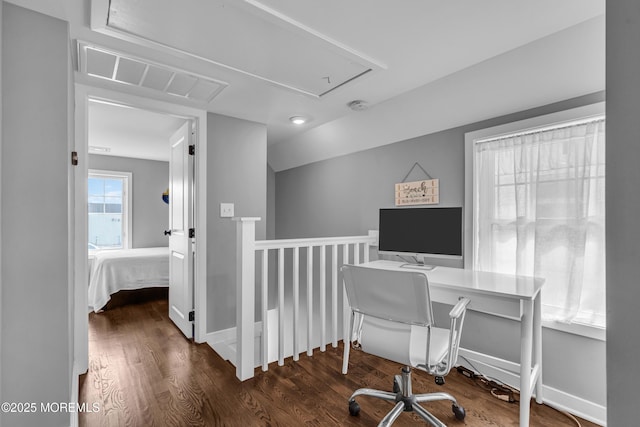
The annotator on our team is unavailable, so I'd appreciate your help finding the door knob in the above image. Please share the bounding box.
[164,229,172,236]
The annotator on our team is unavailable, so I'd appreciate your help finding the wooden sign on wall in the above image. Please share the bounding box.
[395,179,439,206]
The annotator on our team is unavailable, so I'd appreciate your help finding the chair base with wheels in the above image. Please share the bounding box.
[348,366,465,427]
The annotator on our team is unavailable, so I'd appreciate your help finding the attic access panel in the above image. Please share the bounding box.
[106,0,382,97]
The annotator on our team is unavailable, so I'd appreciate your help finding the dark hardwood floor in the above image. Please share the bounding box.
[79,295,599,427]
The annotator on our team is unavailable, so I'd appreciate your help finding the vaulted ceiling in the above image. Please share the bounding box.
[8,0,605,169]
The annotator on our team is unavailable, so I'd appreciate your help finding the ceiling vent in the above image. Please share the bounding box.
[77,41,227,104]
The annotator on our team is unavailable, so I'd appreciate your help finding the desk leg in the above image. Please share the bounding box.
[342,312,353,374]
[533,293,543,403]
[520,300,534,427]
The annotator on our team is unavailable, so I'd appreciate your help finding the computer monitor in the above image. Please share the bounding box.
[378,207,463,268]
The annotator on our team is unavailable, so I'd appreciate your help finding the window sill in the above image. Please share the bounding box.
[542,319,606,341]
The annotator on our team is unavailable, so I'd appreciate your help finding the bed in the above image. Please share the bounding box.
[88,247,170,312]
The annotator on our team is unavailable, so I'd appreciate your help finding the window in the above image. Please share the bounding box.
[88,170,132,250]
[465,104,606,331]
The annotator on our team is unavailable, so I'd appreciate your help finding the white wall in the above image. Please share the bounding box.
[606,2,640,426]
[0,3,70,426]
[88,154,170,248]
[206,113,267,332]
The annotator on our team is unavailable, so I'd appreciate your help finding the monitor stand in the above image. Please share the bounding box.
[399,255,437,271]
[400,263,436,271]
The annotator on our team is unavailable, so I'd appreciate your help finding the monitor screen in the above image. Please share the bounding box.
[378,207,463,260]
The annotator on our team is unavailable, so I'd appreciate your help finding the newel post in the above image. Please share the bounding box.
[234,217,261,381]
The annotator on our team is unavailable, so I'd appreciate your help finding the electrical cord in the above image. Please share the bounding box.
[458,355,504,387]
[559,408,582,426]
[456,356,582,427]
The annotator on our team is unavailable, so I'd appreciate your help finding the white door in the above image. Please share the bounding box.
[168,121,194,338]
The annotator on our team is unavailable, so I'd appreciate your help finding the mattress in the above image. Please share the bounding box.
[88,247,170,312]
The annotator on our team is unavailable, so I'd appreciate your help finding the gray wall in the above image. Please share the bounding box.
[207,113,267,332]
[275,92,606,408]
[88,154,170,248]
[276,127,464,243]
[267,164,276,239]
[606,2,639,425]
[0,4,70,426]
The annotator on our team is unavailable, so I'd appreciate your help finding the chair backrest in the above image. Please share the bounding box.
[342,264,434,327]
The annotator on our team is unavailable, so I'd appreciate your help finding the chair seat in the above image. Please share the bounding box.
[360,317,453,369]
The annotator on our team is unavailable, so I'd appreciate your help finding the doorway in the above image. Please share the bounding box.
[73,84,208,375]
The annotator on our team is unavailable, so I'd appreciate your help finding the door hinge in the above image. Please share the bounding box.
[71,151,78,166]
[189,228,195,238]
[188,311,195,322]
[189,144,195,156]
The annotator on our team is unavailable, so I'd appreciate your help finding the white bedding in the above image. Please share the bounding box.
[88,247,170,312]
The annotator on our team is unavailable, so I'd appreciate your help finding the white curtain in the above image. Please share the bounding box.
[474,118,606,327]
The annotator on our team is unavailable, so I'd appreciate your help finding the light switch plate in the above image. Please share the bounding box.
[220,203,234,218]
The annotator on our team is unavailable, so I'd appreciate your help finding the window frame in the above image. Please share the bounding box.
[88,169,133,251]
[464,102,606,340]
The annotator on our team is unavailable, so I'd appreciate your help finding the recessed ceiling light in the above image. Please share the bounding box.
[289,116,307,125]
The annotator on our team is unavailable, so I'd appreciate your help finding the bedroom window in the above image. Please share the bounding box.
[465,103,606,335]
[88,170,132,250]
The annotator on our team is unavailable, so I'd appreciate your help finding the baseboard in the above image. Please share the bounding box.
[69,361,81,427]
[205,322,264,366]
[457,348,606,426]
[543,384,606,426]
[206,328,238,362]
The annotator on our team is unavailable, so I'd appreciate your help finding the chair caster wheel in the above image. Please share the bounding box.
[452,404,466,420]
[393,378,400,393]
[348,400,360,416]
[435,376,445,386]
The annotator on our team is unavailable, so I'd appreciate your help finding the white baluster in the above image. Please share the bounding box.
[307,245,313,356]
[293,246,300,361]
[261,249,268,371]
[278,247,284,366]
[331,244,338,347]
[319,245,327,352]
[342,244,350,346]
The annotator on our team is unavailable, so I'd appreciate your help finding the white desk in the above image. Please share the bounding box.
[359,260,545,427]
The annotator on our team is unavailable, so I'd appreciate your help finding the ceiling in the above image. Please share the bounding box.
[7,0,605,168]
[88,101,185,162]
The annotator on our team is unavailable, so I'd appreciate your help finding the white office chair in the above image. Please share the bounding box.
[341,264,470,427]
